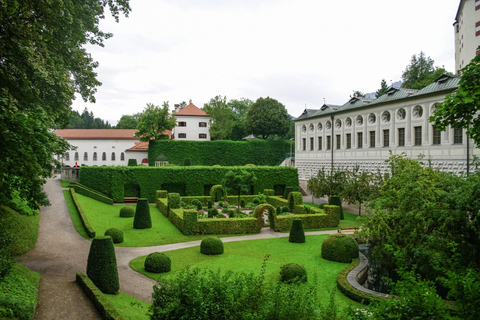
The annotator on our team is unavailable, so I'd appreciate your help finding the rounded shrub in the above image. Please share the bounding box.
[289,219,305,243]
[253,197,260,205]
[133,198,152,229]
[192,199,202,211]
[240,199,246,208]
[200,237,224,255]
[280,263,307,283]
[104,228,124,244]
[228,209,236,218]
[119,206,135,218]
[321,233,359,263]
[144,252,171,273]
[207,200,213,209]
[208,208,219,218]
[87,236,119,294]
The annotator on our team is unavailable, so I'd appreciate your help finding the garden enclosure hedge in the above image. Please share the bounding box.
[79,166,298,203]
[148,139,292,166]
[69,182,113,205]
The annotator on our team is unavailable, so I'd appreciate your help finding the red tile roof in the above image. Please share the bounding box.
[126,142,149,151]
[54,129,139,140]
[175,102,209,116]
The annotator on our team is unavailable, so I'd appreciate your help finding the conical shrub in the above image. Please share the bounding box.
[86,236,119,294]
[289,219,305,243]
[328,196,344,220]
[134,198,152,229]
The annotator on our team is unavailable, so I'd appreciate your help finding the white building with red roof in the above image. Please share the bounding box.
[173,100,210,141]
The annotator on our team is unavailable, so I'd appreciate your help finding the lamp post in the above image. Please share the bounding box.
[289,138,294,167]
[330,113,334,173]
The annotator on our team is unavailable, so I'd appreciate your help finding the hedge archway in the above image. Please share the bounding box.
[210,185,227,202]
[254,203,276,229]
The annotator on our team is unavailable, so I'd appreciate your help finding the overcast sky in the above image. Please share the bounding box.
[71,0,460,125]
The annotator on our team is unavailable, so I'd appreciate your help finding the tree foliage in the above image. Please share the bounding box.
[430,48,480,145]
[245,97,291,139]
[401,51,451,89]
[341,166,376,215]
[307,167,346,199]
[222,170,257,212]
[375,79,388,98]
[115,113,140,129]
[202,96,234,140]
[63,108,112,129]
[0,0,130,209]
[135,102,176,142]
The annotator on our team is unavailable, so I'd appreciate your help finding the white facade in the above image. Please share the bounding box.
[454,0,480,74]
[294,76,480,181]
[174,114,211,141]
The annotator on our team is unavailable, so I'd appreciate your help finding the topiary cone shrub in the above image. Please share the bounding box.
[127,159,137,166]
[289,219,305,243]
[104,228,124,244]
[134,198,152,229]
[145,252,171,273]
[280,263,307,283]
[87,236,119,294]
[328,196,344,220]
[321,233,358,263]
[119,206,135,218]
[200,237,224,255]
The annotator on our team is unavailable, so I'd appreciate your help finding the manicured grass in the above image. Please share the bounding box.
[74,194,229,246]
[0,205,39,256]
[130,235,362,312]
[102,292,150,320]
[63,190,91,239]
[60,180,71,188]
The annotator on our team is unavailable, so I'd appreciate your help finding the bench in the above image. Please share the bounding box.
[337,227,358,234]
[124,197,139,203]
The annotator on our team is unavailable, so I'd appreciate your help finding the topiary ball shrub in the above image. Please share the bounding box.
[289,219,305,243]
[280,263,307,283]
[321,233,359,263]
[87,236,119,294]
[200,237,224,255]
[144,252,171,273]
[104,228,124,244]
[134,198,152,229]
[119,206,135,218]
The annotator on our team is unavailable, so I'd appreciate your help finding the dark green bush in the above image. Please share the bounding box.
[289,219,305,243]
[86,236,119,294]
[208,208,219,218]
[200,237,224,255]
[240,199,246,208]
[184,158,191,166]
[253,197,260,205]
[207,200,213,209]
[119,206,135,218]
[145,252,171,273]
[321,234,358,263]
[282,205,290,213]
[328,196,344,220]
[280,263,307,283]
[168,193,181,209]
[127,159,137,166]
[133,198,152,229]
[191,199,202,210]
[304,205,311,214]
[104,228,124,244]
[228,209,236,218]
[288,192,303,211]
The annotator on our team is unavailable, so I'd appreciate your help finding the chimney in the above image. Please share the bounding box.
[174,104,180,113]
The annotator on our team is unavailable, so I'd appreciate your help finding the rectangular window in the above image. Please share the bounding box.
[414,126,422,146]
[84,152,88,161]
[318,137,322,150]
[476,0,480,10]
[398,128,405,146]
[346,134,351,149]
[383,130,389,147]
[178,133,187,138]
[178,122,187,127]
[336,134,340,149]
[454,128,463,143]
[199,122,207,127]
[433,126,441,145]
[357,132,363,148]
[199,133,207,139]
[369,131,375,148]
[476,21,480,36]
[310,137,314,151]
[326,136,331,150]
[302,138,306,151]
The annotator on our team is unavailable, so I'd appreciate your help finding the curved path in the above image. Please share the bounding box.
[20,177,349,317]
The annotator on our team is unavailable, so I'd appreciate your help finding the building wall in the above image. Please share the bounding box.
[174,115,210,141]
[455,0,480,74]
[295,93,480,180]
[124,151,149,165]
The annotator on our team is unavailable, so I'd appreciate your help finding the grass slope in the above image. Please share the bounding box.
[0,205,39,256]
[130,235,362,311]
[63,190,91,239]
[102,292,150,320]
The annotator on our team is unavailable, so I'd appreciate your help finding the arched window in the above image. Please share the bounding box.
[102,152,106,161]
[74,152,79,161]
[93,152,97,161]
[65,152,70,161]
[84,152,88,161]
[111,152,116,161]
[120,152,125,161]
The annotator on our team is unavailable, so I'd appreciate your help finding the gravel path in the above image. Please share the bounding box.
[19,177,352,317]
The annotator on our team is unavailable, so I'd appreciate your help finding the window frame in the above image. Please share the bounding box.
[178,121,187,127]
[433,126,441,145]
[357,132,363,148]
[454,128,463,144]
[398,128,405,146]
[383,129,389,147]
[369,131,375,148]
[346,133,351,149]
[414,126,422,146]
[178,133,187,139]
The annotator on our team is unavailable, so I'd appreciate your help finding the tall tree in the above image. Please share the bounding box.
[401,52,451,89]
[202,96,234,140]
[341,166,374,215]
[0,0,131,209]
[245,97,290,139]
[430,48,480,145]
[228,98,253,140]
[222,170,257,213]
[116,113,140,129]
[135,102,176,142]
[375,79,389,98]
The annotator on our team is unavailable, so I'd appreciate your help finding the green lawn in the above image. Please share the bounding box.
[60,180,71,188]
[102,292,150,320]
[130,235,362,312]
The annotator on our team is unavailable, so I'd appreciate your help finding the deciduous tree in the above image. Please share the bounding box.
[222,170,256,213]
[116,113,140,129]
[202,96,234,140]
[245,97,290,139]
[135,103,176,142]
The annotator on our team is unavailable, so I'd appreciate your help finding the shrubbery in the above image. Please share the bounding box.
[280,263,307,283]
[145,252,171,273]
[328,196,344,220]
[86,236,119,294]
[127,159,137,166]
[321,234,358,263]
[288,191,303,211]
[119,206,135,218]
[289,219,305,243]
[200,237,224,255]
[168,193,181,209]
[133,198,152,229]
[104,228,124,244]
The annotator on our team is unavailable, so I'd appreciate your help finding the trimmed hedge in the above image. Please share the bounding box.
[156,190,168,199]
[86,236,119,294]
[271,205,340,232]
[167,193,181,209]
[79,166,298,203]
[70,188,96,238]
[200,237,224,255]
[288,192,303,211]
[127,159,137,166]
[183,210,197,235]
[280,263,307,283]
[266,195,289,208]
[133,198,152,229]
[210,185,227,201]
[70,183,114,205]
[289,219,305,243]
[284,186,295,199]
[119,206,135,218]
[76,272,125,320]
[104,228,124,244]
[321,234,359,263]
[254,203,276,230]
[145,253,171,273]
[148,139,291,166]
[328,196,344,220]
[263,189,274,196]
